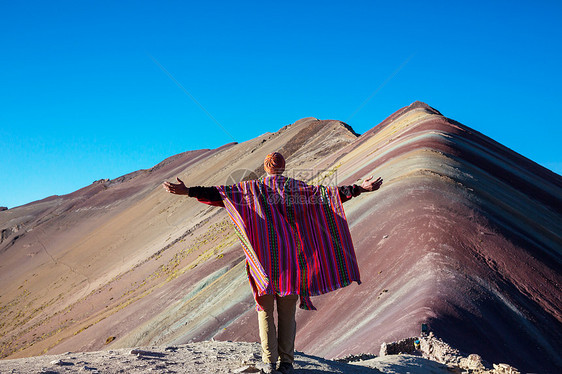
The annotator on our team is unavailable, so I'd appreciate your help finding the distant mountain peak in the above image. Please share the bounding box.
[407,100,443,115]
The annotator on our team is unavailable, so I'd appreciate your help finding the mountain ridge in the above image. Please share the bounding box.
[1,102,560,372]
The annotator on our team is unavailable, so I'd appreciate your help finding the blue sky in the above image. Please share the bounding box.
[1,1,561,208]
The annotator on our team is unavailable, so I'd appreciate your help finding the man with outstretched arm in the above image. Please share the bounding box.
[163,152,382,374]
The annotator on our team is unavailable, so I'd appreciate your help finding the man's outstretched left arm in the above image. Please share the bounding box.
[339,176,383,202]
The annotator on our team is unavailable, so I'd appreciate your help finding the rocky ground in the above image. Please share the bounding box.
[0,341,379,374]
[0,336,522,374]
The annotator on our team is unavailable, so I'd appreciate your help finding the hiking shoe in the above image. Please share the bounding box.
[278,362,294,374]
[257,362,278,373]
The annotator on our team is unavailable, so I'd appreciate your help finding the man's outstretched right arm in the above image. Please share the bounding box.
[162,178,224,207]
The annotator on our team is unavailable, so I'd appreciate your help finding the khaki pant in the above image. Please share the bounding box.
[256,294,298,364]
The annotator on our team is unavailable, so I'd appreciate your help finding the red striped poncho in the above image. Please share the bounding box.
[216,175,361,310]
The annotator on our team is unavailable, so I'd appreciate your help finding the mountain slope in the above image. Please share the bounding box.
[1,103,560,372]
[217,102,562,372]
[0,118,357,358]
[305,102,561,371]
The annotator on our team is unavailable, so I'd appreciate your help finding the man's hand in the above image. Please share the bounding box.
[162,177,189,195]
[360,176,383,192]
